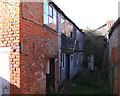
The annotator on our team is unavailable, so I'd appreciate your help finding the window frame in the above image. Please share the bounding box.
[68,23,73,39]
[61,16,66,34]
[43,0,57,31]
[48,4,53,18]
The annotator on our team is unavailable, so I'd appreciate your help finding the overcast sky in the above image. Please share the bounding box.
[53,0,119,30]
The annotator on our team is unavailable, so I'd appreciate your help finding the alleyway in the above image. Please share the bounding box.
[58,69,110,94]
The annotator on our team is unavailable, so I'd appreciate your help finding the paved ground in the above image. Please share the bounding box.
[58,69,110,94]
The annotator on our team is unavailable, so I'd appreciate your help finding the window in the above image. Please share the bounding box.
[49,6,53,17]
[61,17,65,34]
[68,23,73,38]
[61,53,65,68]
[53,9,57,30]
[70,31,73,38]
[44,0,57,30]
[44,0,48,25]
[66,20,69,36]
[76,29,80,41]
[60,16,74,37]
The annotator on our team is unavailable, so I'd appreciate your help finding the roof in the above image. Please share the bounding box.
[109,18,120,38]
[90,24,107,33]
[48,0,85,34]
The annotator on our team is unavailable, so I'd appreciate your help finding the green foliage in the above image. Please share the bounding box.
[58,69,110,94]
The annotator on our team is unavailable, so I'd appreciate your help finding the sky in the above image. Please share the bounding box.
[52,0,120,30]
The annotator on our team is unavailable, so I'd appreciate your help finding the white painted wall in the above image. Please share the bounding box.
[0,47,10,95]
[70,52,84,79]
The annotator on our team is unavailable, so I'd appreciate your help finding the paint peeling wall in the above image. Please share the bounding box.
[69,29,84,79]
[70,52,83,79]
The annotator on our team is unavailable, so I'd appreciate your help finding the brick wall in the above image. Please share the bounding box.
[20,2,59,94]
[117,25,120,95]
[0,2,20,94]
[109,25,119,94]
[0,1,59,94]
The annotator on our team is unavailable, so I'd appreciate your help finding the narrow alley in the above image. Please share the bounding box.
[58,69,110,94]
[0,0,119,95]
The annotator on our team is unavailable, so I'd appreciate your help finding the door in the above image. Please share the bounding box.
[0,47,10,95]
[50,58,55,92]
[46,58,55,94]
[66,55,70,79]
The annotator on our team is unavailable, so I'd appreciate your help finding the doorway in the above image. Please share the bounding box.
[46,58,55,94]
[66,55,70,79]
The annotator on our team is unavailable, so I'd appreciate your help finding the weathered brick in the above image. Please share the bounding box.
[0,1,59,94]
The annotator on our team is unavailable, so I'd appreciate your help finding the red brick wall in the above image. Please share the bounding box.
[19,2,59,94]
[118,25,120,95]
[111,47,118,94]
[0,2,20,94]
[109,26,119,94]
[0,1,59,94]
[111,47,118,65]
